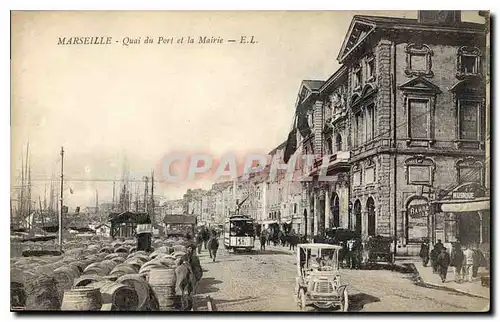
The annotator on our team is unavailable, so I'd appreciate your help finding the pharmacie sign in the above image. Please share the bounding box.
[408,203,429,218]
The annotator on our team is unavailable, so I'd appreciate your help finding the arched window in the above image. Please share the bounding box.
[367,197,376,236]
[330,193,340,228]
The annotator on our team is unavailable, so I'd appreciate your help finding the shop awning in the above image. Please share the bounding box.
[435,197,490,213]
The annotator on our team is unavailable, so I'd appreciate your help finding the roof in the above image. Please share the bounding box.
[268,140,287,155]
[108,211,150,224]
[338,14,485,63]
[302,80,325,91]
[319,66,348,94]
[354,14,483,30]
[297,243,343,250]
[163,215,197,225]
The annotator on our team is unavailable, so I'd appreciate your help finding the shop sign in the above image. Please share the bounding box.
[452,191,475,200]
[408,203,429,218]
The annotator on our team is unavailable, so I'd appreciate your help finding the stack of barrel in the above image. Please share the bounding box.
[12,235,202,311]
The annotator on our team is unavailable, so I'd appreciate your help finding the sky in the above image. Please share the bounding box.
[10,10,484,209]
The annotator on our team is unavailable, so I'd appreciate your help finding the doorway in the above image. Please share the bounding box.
[353,199,362,235]
[458,212,481,246]
[367,197,376,236]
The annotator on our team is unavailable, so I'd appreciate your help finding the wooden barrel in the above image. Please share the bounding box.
[11,281,26,308]
[172,245,187,253]
[148,268,181,311]
[111,257,126,265]
[171,251,186,259]
[100,260,118,272]
[156,257,177,267]
[84,255,100,262]
[70,260,93,274]
[149,252,168,260]
[115,247,129,254]
[73,275,104,287]
[83,266,111,277]
[138,263,166,275]
[90,280,139,311]
[53,265,82,300]
[60,287,102,311]
[98,247,113,254]
[116,274,152,310]
[127,251,148,259]
[127,254,149,263]
[103,275,119,282]
[148,268,176,287]
[110,264,138,276]
[123,260,142,271]
[104,253,121,260]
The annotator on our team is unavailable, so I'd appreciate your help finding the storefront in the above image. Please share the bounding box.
[430,183,489,250]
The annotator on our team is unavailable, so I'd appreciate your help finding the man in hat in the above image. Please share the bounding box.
[437,247,451,283]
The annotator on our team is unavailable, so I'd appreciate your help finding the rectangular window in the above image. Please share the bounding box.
[459,100,480,141]
[356,112,364,146]
[409,99,429,139]
[354,69,362,88]
[353,114,358,148]
[461,55,478,74]
[365,167,375,184]
[353,171,361,186]
[408,166,431,185]
[367,59,375,79]
[458,167,482,184]
[410,54,427,71]
[366,105,375,142]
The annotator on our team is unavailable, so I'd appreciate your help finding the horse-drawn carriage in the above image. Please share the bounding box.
[361,235,395,267]
[295,244,349,311]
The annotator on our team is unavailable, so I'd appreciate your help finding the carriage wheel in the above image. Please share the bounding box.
[339,288,349,312]
[298,288,306,311]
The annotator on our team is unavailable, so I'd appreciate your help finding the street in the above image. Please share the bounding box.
[193,241,489,312]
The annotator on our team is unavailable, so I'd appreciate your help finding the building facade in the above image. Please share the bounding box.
[295,11,488,254]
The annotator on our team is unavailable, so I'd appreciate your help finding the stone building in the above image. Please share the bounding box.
[294,11,488,253]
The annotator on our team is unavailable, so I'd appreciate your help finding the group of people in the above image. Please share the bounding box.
[307,253,335,271]
[258,228,301,251]
[195,226,220,262]
[419,239,486,283]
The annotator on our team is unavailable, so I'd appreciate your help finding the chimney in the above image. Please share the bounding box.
[418,11,461,25]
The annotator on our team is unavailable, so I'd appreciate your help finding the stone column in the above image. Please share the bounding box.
[325,188,331,230]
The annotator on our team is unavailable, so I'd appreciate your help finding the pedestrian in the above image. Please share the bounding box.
[207,231,219,263]
[463,245,475,282]
[472,247,485,278]
[202,227,210,250]
[419,239,430,267]
[434,239,444,252]
[346,240,354,269]
[260,232,266,251]
[450,242,464,283]
[437,247,451,283]
[430,246,439,274]
[195,231,204,254]
[277,230,284,247]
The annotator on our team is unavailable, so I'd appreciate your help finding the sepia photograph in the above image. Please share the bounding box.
[9,9,491,313]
